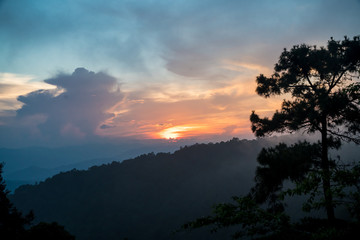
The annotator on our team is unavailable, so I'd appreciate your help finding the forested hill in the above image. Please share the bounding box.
[10,138,360,239]
[11,138,265,240]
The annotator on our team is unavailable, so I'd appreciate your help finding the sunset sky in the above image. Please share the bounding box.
[0,0,359,147]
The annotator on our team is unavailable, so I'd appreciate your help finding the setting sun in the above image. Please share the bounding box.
[159,125,202,139]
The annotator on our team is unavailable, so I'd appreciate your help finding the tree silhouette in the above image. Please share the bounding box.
[250,36,360,221]
[26,222,75,240]
[251,141,320,210]
[0,163,33,239]
[0,163,75,240]
[181,37,360,239]
[181,140,360,239]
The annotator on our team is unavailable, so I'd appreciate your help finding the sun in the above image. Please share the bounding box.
[159,126,196,139]
[162,132,180,139]
[159,126,184,139]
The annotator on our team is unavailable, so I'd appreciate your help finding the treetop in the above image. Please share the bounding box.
[256,36,360,98]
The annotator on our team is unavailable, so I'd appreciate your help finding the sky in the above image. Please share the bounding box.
[0,0,359,147]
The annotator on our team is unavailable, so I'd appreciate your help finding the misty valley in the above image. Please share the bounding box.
[1,137,359,239]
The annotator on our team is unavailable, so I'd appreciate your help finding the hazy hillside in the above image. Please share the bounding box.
[11,138,265,240]
[10,138,360,239]
[1,140,195,191]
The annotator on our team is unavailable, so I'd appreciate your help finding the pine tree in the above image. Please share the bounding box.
[250,36,360,221]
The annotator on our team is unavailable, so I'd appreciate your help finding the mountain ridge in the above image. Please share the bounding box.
[10,137,360,239]
[11,138,264,239]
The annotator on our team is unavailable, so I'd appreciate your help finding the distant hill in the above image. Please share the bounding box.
[1,140,194,191]
[11,138,266,240]
[10,138,360,239]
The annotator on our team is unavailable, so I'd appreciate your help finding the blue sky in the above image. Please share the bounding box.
[0,0,359,147]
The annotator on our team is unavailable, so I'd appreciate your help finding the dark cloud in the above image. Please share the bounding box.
[0,68,123,146]
[1,0,359,81]
[99,124,114,129]
[153,0,360,77]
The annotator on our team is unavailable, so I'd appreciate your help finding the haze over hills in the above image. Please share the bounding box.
[1,134,317,192]
[10,138,264,240]
[3,133,357,192]
[10,137,360,240]
[1,139,200,191]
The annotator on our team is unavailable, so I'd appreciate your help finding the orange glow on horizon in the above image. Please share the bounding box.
[95,60,285,141]
[158,125,203,139]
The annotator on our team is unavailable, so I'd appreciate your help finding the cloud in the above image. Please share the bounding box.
[0,0,359,147]
[127,0,360,81]
[98,77,283,140]
[0,68,123,146]
[0,72,54,114]
[1,0,359,86]
[0,63,286,147]
[0,66,285,147]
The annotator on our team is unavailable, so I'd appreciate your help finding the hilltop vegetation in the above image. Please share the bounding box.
[11,138,263,239]
[10,137,360,239]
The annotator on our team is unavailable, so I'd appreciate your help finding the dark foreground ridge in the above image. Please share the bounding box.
[11,138,264,240]
[10,138,360,239]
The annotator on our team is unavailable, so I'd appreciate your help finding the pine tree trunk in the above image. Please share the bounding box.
[321,119,335,221]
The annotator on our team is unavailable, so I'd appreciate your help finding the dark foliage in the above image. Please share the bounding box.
[251,36,360,221]
[254,218,360,240]
[251,36,360,141]
[252,141,320,206]
[0,163,75,240]
[0,163,33,240]
[182,36,360,239]
[182,141,360,239]
[26,222,75,240]
[11,138,265,240]
[182,195,290,239]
